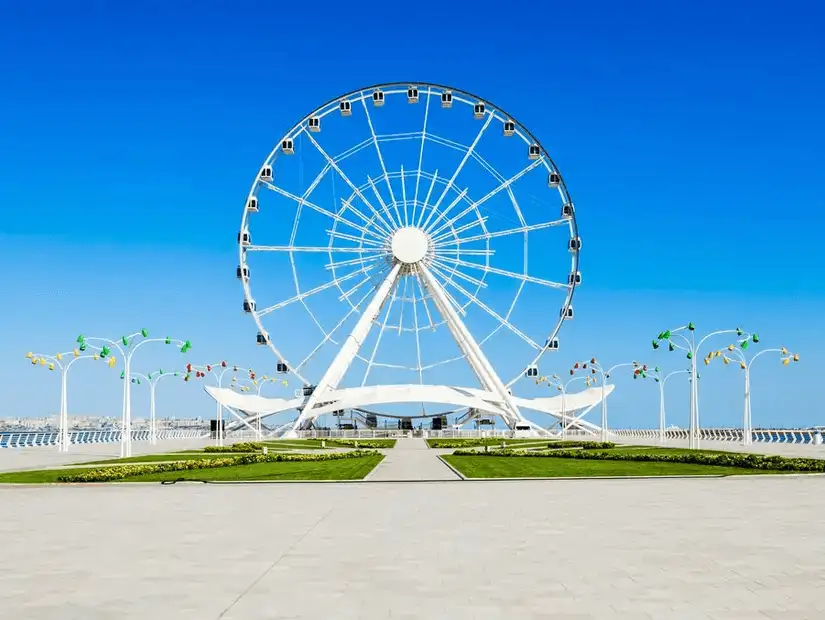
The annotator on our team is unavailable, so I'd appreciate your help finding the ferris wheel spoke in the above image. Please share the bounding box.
[400,165,409,227]
[248,244,382,254]
[339,265,388,302]
[365,176,402,231]
[415,169,439,228]
[359,94,398,207]
[294,281,378,373]
[433,247,494,257]
[478,280,527,347]
[263,182,385,241]
[413,271,436,330]
[424,159,544,237]
[437,219,567,248]
[420,112,495,231]
[302,129,397,236]
[339,198,393,238]
[429,263,541,350]
[411,86,432,228]
[257,264,377,317]
[361,282,399,386]
[431,216,488,246]
[327,230,386,247]
[397,275,410,334]
[430,257,488,289]
[445,257,569,291]
[424,187,470,237]
[325,253,384,270]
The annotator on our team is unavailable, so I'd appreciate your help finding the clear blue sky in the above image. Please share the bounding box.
[1,0,823,430]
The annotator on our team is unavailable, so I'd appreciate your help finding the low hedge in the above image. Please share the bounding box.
[203,442,264,453]
[326,439,396,449]
[58,450,380,483]
[431,439,615,450]
[450,448,825,472]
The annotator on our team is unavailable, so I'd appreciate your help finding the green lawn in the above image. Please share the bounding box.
[442,455,783,478]
[0,455,384,484]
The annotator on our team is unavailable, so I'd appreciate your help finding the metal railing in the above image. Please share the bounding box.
[608,428,825,445]
[0,429,208,448]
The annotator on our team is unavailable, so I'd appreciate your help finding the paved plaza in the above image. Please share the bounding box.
[2,441,825,619]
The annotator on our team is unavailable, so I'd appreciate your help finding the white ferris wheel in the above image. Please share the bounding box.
[230,82,589,435]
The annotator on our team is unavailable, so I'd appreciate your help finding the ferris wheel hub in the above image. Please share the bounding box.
[390,226,429,264]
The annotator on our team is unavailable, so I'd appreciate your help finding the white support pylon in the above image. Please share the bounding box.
[416,262,525,427]
[291,262,403,430]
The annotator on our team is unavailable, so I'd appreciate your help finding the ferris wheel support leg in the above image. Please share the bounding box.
[417,263,525,428]
[291,263,403,431]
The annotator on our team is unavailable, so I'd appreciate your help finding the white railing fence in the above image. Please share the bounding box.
[609,428,825,445]
[0,429,208,448]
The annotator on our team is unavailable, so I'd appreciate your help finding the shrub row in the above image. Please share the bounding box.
[58,450,381,483]
[545,441,616,451]
[203,442,264,453]
[326,439,396,449]
[450,448,825,472]
[429,439,615,450]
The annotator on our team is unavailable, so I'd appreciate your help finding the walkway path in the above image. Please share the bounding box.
[368,437,459,481]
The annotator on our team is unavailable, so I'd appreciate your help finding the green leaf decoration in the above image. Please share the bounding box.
[688,322,695,331]
[120,371,125,379]
[79,343,87,352]
[141,328,149,337]
[654,377,660,382]
[76,334,85,344]
[652,340,660,350]
[165,337,171,344]
[121,336,129,346]
[159,368,164,375]
[654,366,660,372]
[657,332,665,340]
[687,351,693,360]
[752,333,759,343]
[741,339,749,350]
[663,330,671,340]
[669,342,675,352]
[101,346,110,357]
[736,327,743,336]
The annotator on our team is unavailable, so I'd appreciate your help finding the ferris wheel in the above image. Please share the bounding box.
[236,82,581,431]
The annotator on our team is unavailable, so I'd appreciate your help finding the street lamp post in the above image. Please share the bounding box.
[122,369,187,445]
[77,331,191,457]
[26,349,115,452]
[705,345,799,445]
[652,324,754,450]
[232,376,287,440]
[570,358,642,443]
[188,362,254,446]
[544,374,596,439]
[637,366,690,444]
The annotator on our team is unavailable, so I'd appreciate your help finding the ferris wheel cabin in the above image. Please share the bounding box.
[246,196,259,212]
[548,172,561,188]
[407,86,419,103]
[441,91,453,108]
[243,299,256,313]
[473,102,485,119]
[308,116,321,132]
[503,120,516,136]
[372,89,385,107]
[259,166,272,182]
[339,99,352,116]
[281,139,294,155]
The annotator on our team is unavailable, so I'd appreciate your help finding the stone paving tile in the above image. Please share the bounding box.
[1,476,824,618]
[367,437,459,481]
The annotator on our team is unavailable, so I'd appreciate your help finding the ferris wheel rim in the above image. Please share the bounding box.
[239,81,580,390]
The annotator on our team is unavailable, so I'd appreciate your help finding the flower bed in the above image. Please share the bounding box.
[431,439,615,450]
[450,448,825,472]
[326,439,396,449]
[203,442,264,453]
[58,450,380,483]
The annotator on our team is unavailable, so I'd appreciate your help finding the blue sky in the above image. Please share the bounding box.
[1,0,823,430]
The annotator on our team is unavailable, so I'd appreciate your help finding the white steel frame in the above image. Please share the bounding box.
[235,82,582,434]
